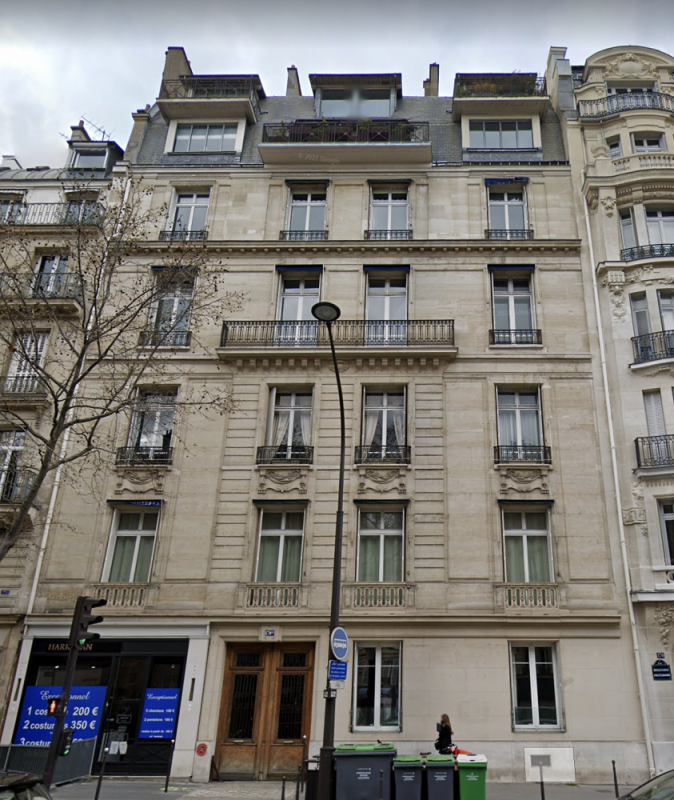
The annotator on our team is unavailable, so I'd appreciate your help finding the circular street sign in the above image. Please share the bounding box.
[331,627,349,661]
[196,743,208,757]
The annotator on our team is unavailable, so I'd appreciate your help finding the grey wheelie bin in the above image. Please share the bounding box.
[334,743,396,800]
[456,755,487,800]
[393,755,423,800]
[425,755,455,800]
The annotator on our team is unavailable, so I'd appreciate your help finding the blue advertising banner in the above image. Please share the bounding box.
[14,685,107,746]
[138,689,180,739]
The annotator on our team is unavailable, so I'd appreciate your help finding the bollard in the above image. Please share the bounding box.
[93,747,109,800]
[539,763,546,800]
[164,738,176,793]
[612,760,620,798]
[379,768,384,800]
[282,776,286,800]
[295,764,302,800]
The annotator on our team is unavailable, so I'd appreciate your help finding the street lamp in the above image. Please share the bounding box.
[311,301,345,800]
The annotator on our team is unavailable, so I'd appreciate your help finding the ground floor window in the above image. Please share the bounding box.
[353,642,401,731]
[509,643,561,729]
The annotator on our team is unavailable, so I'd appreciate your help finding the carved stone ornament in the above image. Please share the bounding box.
[114,469,165,495]
[586,191,599,214]
[591,143,609,158]
[654,603,674,647]
[608,287,627,323]
[498,466,550,496]
[357,467,407,495]
[601,196,616,217]
[258,467,307,495]
[604,54,659,80]
[622,505,648,536]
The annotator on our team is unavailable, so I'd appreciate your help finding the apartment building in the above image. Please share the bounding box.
[0,44,666,785]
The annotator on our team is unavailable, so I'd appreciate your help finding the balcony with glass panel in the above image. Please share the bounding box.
[157,75,264,121]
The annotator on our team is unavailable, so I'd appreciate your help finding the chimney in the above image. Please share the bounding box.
[286,65,302,97]
[69,121,91,143]
[1,155,23,170]
[124,107,152,164]
[424,63,440,97]
[162,47,192,83]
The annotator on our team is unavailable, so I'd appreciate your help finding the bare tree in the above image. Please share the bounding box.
[0,179,241,563]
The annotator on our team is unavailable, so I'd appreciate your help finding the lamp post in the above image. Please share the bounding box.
[311,301,345,800]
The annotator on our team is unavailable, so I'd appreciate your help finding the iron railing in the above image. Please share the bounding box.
[0,202,103,226]
[578,91,674,119]
[159,229,208,242]
[490,329,542,345]
[279,230,328,241]
[158,77,261,117]
[31,272,83,302]
[621,243,674,261]
[494,445,552,464]
[256,445,314,464]
[635,435,674,468]
[632,331,674,364]
[365,229,413,240]
[355,445,411,464]
[486,228,534,240]
[454,74,546,98]
[138,330,192,348]
[116,446,174,466]
[0,376,46,395]
[0,469,35,504]
[262,120,430,145]
[220,319,455,348]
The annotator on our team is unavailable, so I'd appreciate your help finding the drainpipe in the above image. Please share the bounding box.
[582,189,656,775]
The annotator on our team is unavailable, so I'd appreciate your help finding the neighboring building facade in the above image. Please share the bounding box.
[2,44,672,784]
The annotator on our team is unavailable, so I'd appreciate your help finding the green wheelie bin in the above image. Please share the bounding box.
[456,755,487,800]
[334,743,396,800]
[425,755,455,800]
[393,755,423,800]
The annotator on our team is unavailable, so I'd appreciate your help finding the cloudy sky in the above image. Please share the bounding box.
[2,0,674,168]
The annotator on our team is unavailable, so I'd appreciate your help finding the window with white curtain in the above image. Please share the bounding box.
[365,274,407,345]
[658,500,674,565]
[497,389,542,449]
[255,509,304,582]
[492,273,535,343]
[104,508,158,584]
[503,508,552,583]
[361,389,406,460]
[353,642,401,730]
[275,274,321,346]
[357,508,404,583]
[510,643,561,728]
[266,390,312,459]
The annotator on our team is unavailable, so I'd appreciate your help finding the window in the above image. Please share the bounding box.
[6,333,48,393]
[353,643,401,730]
[32,255,69,298]
[265,389,312,461]
[488,188,527,238]
[369,189,409,239]
[659,291,674,332]
[365,273,407,345]
[0,430,25,503]
[646,210,674,245]
[658,501,674,565]
[360,389,406,462]
[503,509,552,583]
[104,508,158,583]
[496,389,546,462]
[606,136,622,158]
[632,134,665,153]
[509,643,561,728]
[255,509,304,582]
[320,89,391,118]
[631,294,651,336]
[357,509,404,582]
[621,211,637,250]
[173,123,238,153]
[0,197,23,223]
[125,391,177,462]
[286,189,327,240]
[275,274,321,345]
[72,149,108,169]
[469,120,534,149]
[491,273,537,344]
[608,86,651,95]
[145,269,194,347]
[166,192,209,240]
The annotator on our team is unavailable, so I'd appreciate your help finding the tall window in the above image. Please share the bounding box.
[510,643,560,728]
[369,189,409,239]
[168,192,209,240]
[320,89,391,118]
[361,389,406,461]
[496,389,544,462]
[492,273,536,344]
[488,188,527,238]
[286,190,327,239]
[503,509,552,583]
[173,123,238,153]
[126,391,177,461]
[6,333,48,393]
[146,270,194,347]
[0,431,25,503]
[658,501,674,565]
[266,389,312,460]
[32,256,69,298]
[631,294,650,336]
[646,210,674,245]
[255,509,304,582]
[620,211,637,251]
[659,291,674,332]
[105,508,158,583]
[357,508,404,582]
[353,643,401,730]
[275,274,320,346]
[469,120,533,149]
[640,391,673,467]
[365,274,407,345]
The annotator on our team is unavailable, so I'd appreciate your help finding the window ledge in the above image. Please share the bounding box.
[488,344,545,350]
[634,466,674,480]
[166,150,238,156]
[630,356,674,371]
[513,726,565,734]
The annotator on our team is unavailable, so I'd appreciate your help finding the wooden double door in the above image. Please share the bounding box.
[217,643,314,780]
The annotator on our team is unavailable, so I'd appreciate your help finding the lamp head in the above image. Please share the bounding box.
[311,302,341,323]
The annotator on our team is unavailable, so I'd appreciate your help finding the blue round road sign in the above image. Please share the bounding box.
[331,627,349,661]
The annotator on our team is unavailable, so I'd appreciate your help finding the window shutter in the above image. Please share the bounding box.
[644,391,666,436]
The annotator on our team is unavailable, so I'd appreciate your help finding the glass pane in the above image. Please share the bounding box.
[206,125,224,151]
[261,512,282,530]
[142,513,158,531]
[484,122,500,148]
[289,206,308,231]
[501,122,517,148]
[518,122,533,148]
[514,296,533,329]
[190,125,207,151]
[384,512,404,529]
[505,537,526,582]
[308,205,325,230]
[514,658,533,724]
[191,205,208,231]
[281,536,302,581]
[371,206,389,230]
[360,512,380,529]
[277,674,305,739]
[133,536,154,582]
[494,296,511,329]
[664,518,674,564]
[498,409,517,445]
[358,537,381,582]
[109,537,135,583]
[367,297,386,320]
[281,296,299,321]
[535,647,557,725]
[647,216,662,245]
[257,537,281,581]
[379,646,400,727]
[390,205,408,229]
[503,512,522,531]
[285,512,304,530]
[663,217,674,243]
[508,204,525,230]
[520,409,540,445]
[174,127,191,152]
[389,295,407,321]
[525,513,547,530]
[490,204,506,229]
[228,674,258,739]
[355,647,376,727]
[469,122,484,148]
[383,536,403,582]
[118,513,141,531]
[527,536,551,582]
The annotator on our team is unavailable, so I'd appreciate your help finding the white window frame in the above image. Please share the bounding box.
[632,134,665,153]
[266,388,313,456]
[165,119,245,154]
[6,333,48,393]
[469,120,534,149]
[167,191,210,235]
[369,188,409,234]
[497,389,543,447]
[32,255,69,297]
[488,188,527,235]
[361,387,406,459]
[491,272,535,341]
[71,149,108,169]
[102,507,159,584]
[286,189,327,233]
[646,210,674,245]
[352,642,402,732]
[621,211,638,250]
[254,508,305,583]
[173,122,239,153]
[356,507,405,583]
[0,430,25,502]
[630,293,651,337]
[658,500,674,566]
[127,391,177,452]
[502,507,553,584]
[606,136,622,158]
[509,642,562,730]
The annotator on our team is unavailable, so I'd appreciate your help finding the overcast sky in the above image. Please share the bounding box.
[2,0,674,168]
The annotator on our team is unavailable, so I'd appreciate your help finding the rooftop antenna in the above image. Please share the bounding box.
[80,115,111,141]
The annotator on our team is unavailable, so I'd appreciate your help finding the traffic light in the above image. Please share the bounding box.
[57,727,74,757]
[46,697,61,716]
[69,596,106,647]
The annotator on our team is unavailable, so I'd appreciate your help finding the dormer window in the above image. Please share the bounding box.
[173,123,239,153]
[320,88,392,118]
[72,149,108,169]
[469,120,534,149]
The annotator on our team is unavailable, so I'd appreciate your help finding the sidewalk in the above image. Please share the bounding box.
[49,779,625,800]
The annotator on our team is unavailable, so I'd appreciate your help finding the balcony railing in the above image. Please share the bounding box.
[364,229,413,241]
[352,584,407,609]
[30,273,83,302]
[632,331,674,364]
[0,469,35,504]
[256,445,314,465]
[490,329,542,345]
[613,152,674,173]
[279,230,328,241]
[621,243,674,262]
[494,445,552,464]
[159,229,208,242]
[138,330,191,348]
[158,77,261,118]
[93,584,146,608]
[355,445,411,464]
[0,376,46,395]
[454,74,546,98]
[262,120,430,145]
[578,91,674,119]
[486,228,534,240]
[0,202,103,227]
[116,446,174,466]
[504,584,557,609]
[220,319,455,349]
[635,435,674,468]
[247,584,300,608]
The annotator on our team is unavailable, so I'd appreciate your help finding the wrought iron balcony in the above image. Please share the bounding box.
[138,330,191,348]
[262,120,430,145]
[0,469,35,504]
[578,91,674,119]
[158,77,261,120]
[621,243,674,262]
[490,329,542,345]
[256,445,314,465]
[30,273,83,302]
[364,229,413,241]
[632,331,674,364]
[279,230,328,241]
[158,229,208,242]
[0,202,103,226]
[116,446,174,466]
[485,228,534,240]
[635,435,674,468]
[0,376,46,395]
[494,445,552,464]
[220,319,455,349]
[355,445,411,464]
